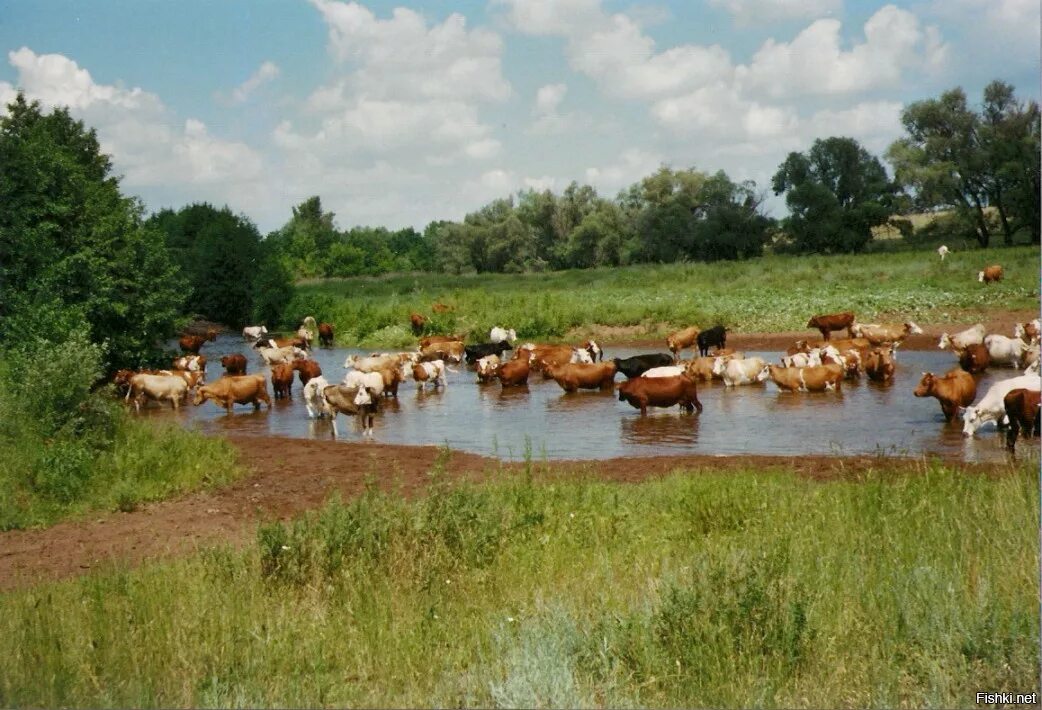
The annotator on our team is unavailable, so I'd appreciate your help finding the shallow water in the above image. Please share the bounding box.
[142,335,1036,464]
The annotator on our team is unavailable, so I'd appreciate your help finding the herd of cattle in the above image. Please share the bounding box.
[113,309,1042,452]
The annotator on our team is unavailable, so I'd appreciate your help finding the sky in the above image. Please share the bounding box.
[0,0,1038,233]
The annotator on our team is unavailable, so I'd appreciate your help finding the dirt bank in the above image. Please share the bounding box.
[0,435,1010,592]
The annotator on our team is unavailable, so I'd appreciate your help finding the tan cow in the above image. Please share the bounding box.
[913,369,976,422]
[128,374,189,413]
[194,375,271,412]
[666,326,700,361]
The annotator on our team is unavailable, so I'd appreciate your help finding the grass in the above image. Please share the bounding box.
[0,417,243,530]
[286,245,1039,347]
[0,458,1036,707]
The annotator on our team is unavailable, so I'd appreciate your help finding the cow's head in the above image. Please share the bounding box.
[354,386,373,407]
[938,333,952,350]
[711,356,728,376]
[755,365,770,383]
[192,388,208,406]
[962,406,981,436]
[913,372,934,397]
[906,322,924,335]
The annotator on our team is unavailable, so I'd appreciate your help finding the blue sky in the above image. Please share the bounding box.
[1,0,1038,232]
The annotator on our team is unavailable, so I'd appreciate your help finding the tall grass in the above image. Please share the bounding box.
[1,460,1036,707]
[286,245,1039,346]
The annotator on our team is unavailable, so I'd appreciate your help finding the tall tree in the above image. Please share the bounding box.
[773,137,894,253]
[0,94,184,368]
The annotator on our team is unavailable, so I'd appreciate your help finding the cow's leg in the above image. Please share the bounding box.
[1006,417,1020,451]
[639,397,648,416]
[941,400,955,422]
[692,394,703,414]
[330,413,339,439]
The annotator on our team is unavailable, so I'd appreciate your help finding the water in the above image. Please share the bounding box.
[141,335,1035,464]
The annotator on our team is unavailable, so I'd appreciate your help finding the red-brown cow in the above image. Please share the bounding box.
[293,359,322,386]
[179,328,218,353]
[410,312,426,335]
[978,264,1003,284]
[913,369,976,422]
[545,362,617,393]
[497,350,531,387]
[617,374,703,416]
[220,353,247,375]
[271,362,294,399]
[1004,388,1041,451]
[432,302,453,313]
[958,343,991,374]
[806,311,855,341]
[318,322,335,347]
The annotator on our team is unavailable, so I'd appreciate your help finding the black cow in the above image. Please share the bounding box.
[697,326,728,356]
[612,353,675,379]
[464,341,513,364]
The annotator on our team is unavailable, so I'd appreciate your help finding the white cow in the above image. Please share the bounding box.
[714,356,769,386]
[413,360,449,389]
[303,376,330,418]
[642,365,687,378]
[983,334,1028,368]
[570,347,594,364]
[257,345,307,366]
[343,354,400,372]
[781,349,822,368]
[127,374,189,413]
[938,324,986,351]
[962,374,1042,436]
[476,354,500,382]
[490,326,517,344]
[937,245,950,260]
[342,370,386,398]
[242,325,268,340]
[1014,319,1041,346]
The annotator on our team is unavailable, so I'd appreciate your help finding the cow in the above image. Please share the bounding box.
[767,364,844,392]
[128,374,189,413]
[432,302,452,313]
[612,354,675,379]
[497,349,532,387]
[978,264,1003,284]
[962,374,1042,436]
[713,356,769,387]
[255,336,308,350]
[1023,344,1040,375]
[344,354,400,373]
[938,324,986,351]
[322,384,378,438]
[377,365,405,398]
[958,343,991,374]
[1004,388,1041,451]
[293,359,322,386]
[696,326,728,356]
[257,345,307,367]
[302,376,330,419]
[667,326,700,361]
[194,374,271,413]
[914,370,977,423]
[1014,319,1040,346]
[490,326,517,344]
[821,346,863,379]
[318,323,335,347]
[172,354,206,374]
[683,356,719,381]
[983,334,1027,368]
[937,245,950,261]
[242,325,268,341]
[343,369,386,398]
[806,312,855,341]
[476,354,501,383]
[179,329,218,354]
[420,340,464,364]
[582,340,603,363]
[419,335,463,349]
[271,363,295,399]
[863,346,895,383]
[220,354,247,375]
[519,344,591,373]
[412,360,450,389]
[617,374,703,416]
[410,312,426,335]
[545,362,617,393]
[464,341,513,364]
[781,349,822,368]
[642,365,687,378]
[785,340,810,356]
[849,322,923,347]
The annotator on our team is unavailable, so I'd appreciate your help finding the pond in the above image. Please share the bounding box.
[141,335,1036,464]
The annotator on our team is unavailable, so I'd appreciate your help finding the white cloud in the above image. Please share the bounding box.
[584,148,662,195]
[529,82,574,134]
[535,83,567,114]
[709,0,840,25]
[229,61,279,104]
[494,0,603,36]
[523,175,558,191]
[929,0,1039,57]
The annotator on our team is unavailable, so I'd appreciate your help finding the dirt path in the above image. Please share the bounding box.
[0,435,1008,592]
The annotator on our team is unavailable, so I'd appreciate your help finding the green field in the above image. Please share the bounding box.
[287,245,1039,347]
[1,459,1036,708]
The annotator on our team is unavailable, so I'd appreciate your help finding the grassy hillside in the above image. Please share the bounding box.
[288,245,1039,347]
[1,459,1036,707]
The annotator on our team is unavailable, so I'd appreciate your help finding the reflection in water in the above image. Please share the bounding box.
[150,335,1036,463]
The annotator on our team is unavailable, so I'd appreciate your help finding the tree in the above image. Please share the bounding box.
[980,81,1040,244]
[0,94,185,368]
[267,196,339,277]
[773,137,894,253]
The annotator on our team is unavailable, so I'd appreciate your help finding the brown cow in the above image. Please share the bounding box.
[666,326,700,361]
[220,353,247,375]
[545,362,617,393]
[978,264,1003,284]
[684,356,718,381]
[767,364,843,392]
[785,340,810,356]
[1004,388,1041,451]
[497,349,531,387]
[419,340,464,364]
[194,375,271,412]
[431,302,452,313]
[617,374,703,416]
[864,346,895,383]
[958,343,991,374]
[318,322,335,347]
[806,311,855,341]
[293,359,322,386]
[419,334,463,348]
[178,328,218,354]
[410,312,426,335]
[271,363,294,399]
[914,369,976,422]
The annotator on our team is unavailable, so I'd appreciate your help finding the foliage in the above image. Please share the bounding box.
[0,94,185,369]
[0,337,241,529]
[773,136,896,253]
[0,462,1035,707]
[888,81,1040,247]
[147,203,285,328]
